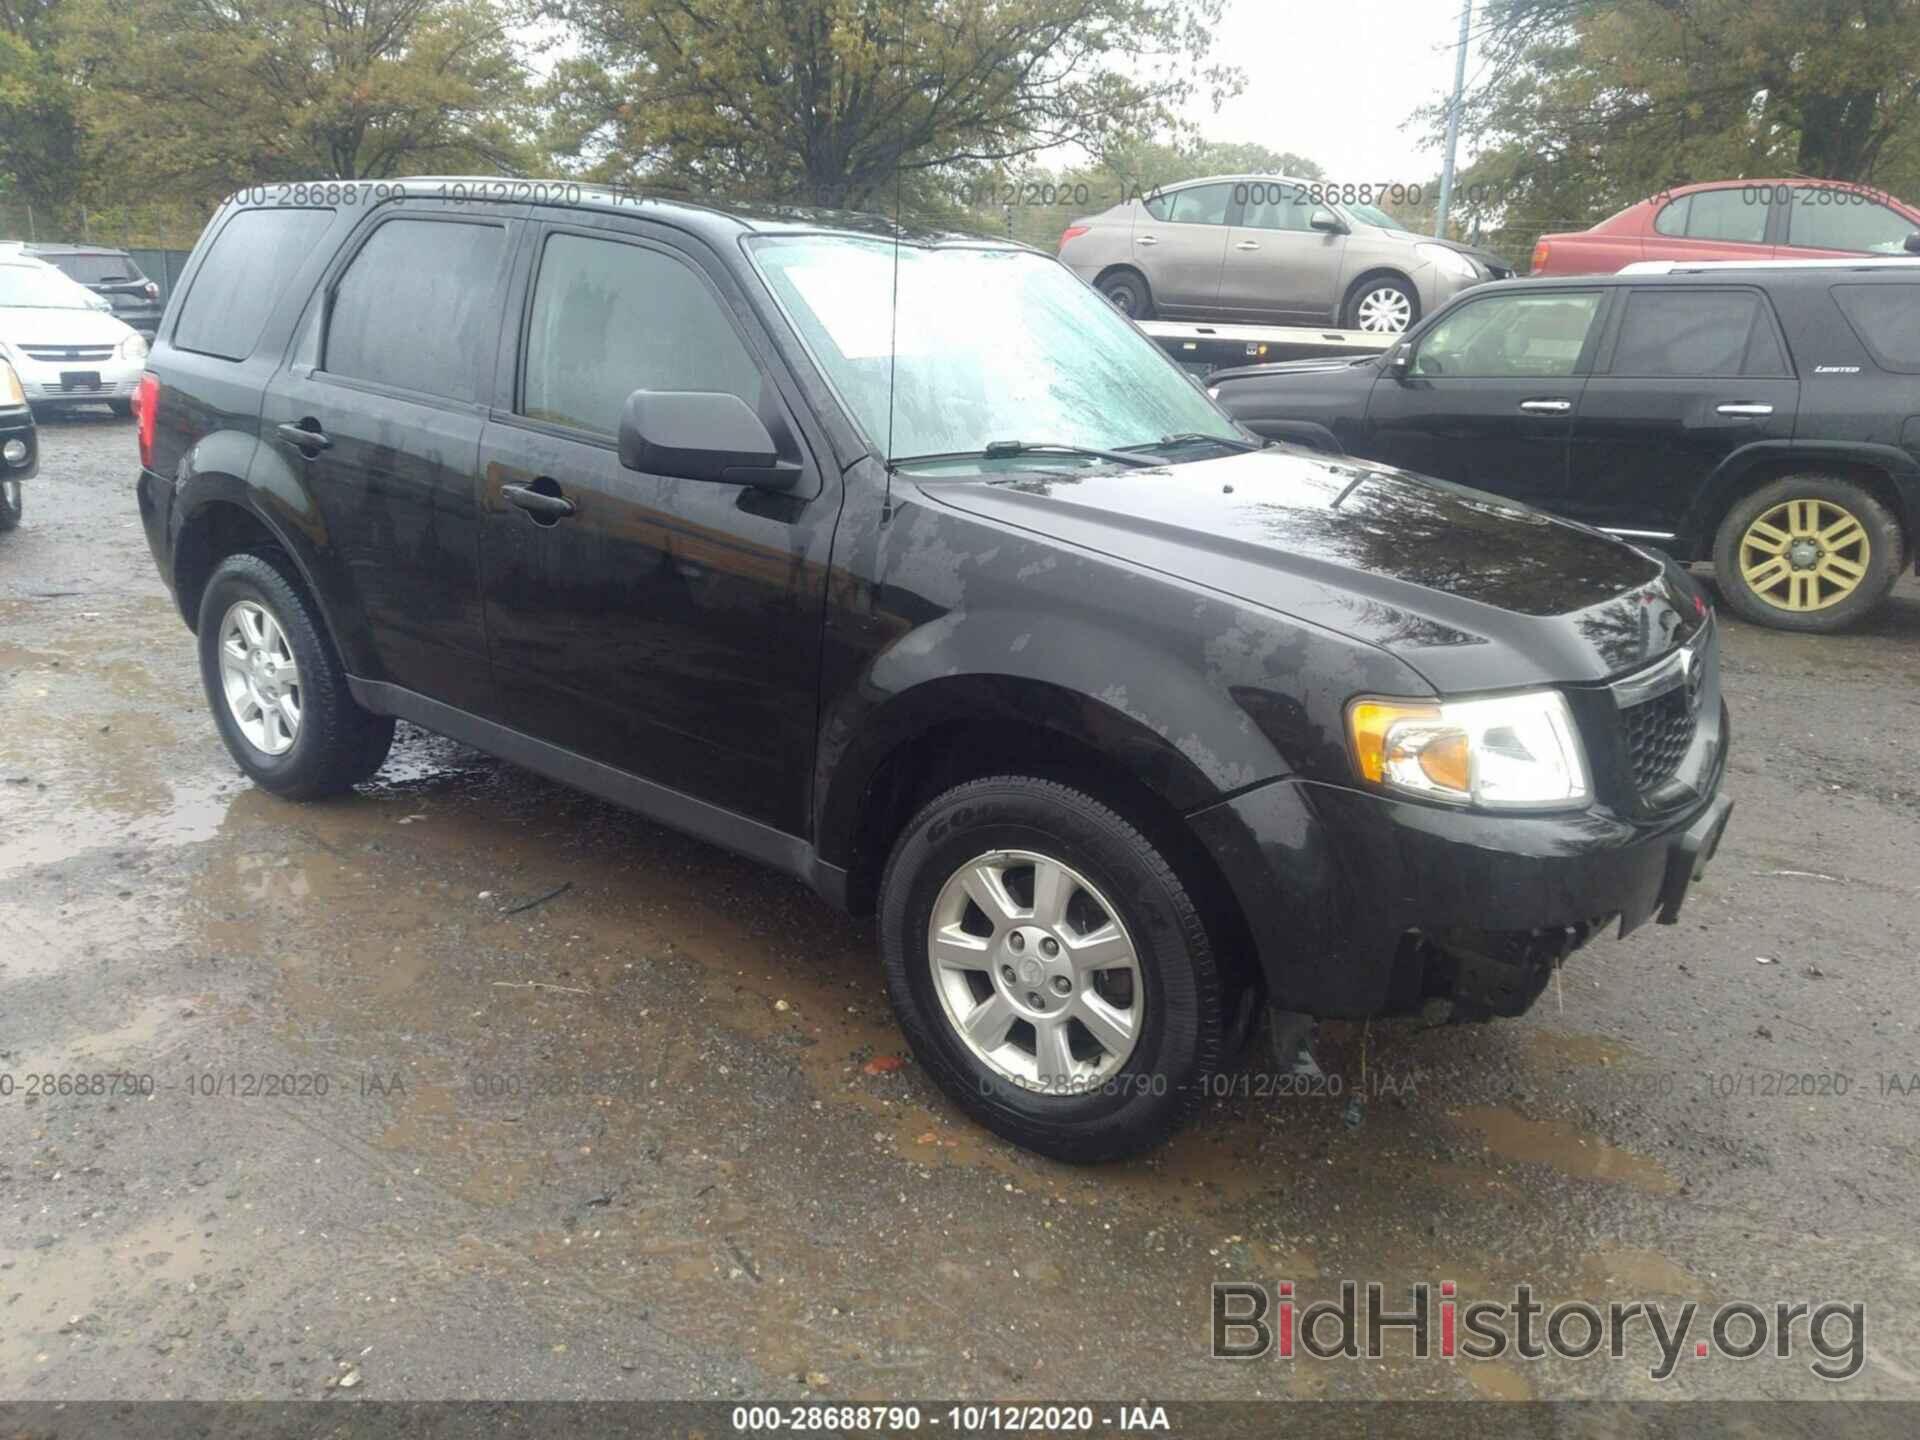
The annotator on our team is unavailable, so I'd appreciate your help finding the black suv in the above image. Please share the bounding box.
[135,180,1731,1160]
[1209,261,1920,633]
[25,244,165,336]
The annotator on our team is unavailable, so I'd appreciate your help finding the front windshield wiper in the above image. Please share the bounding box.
[895,440,1158,469]
[1121,431,1262,455]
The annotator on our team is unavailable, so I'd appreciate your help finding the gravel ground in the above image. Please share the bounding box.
[3,411,1919,1404]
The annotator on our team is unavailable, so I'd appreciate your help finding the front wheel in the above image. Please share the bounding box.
[878,777,1228,1162]
[1712,476,1903,632]
[1343,276,1418,333]
[197,550,395,798]
[108,398,133,418]
[0,478,21,532]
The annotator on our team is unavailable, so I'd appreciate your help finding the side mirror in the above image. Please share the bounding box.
[1387,342,1411,371]
[1905,232,1920,254]
[1309,208,1346,234]
[618,390,801,490]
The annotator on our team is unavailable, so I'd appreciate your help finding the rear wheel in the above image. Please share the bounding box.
[1098,270,1155,320]
[197,550,395,798]
[1712,476,1902,632]
[878,777,1227,1161]
[0,479,20,532]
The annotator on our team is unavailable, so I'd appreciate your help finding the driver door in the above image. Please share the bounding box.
[1362,288,1609,513]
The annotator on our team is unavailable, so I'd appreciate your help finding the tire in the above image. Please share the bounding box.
[0,478,20,533]
[108,398,133,418]
[878,777,1228,1162]
[1711,475,1903,633]
[1098,270,1155,320]
[196,549,395,799]
[1342,275,1419,333]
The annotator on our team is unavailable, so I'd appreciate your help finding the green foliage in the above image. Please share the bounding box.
[1430,0,1920,266]
[540,0,1242,216]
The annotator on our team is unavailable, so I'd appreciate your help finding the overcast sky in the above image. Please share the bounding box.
[1187,0,1477,181]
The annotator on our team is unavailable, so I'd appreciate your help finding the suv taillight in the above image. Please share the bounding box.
[1059,224,1089,251]
[1530,240,1550,272]
[144,281,159,301]
[135,372,158,469]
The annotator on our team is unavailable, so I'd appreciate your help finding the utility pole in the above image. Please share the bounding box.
[1434,0,1473,238]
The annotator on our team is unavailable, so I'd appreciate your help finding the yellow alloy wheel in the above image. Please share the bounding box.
[1737,498,1871,612]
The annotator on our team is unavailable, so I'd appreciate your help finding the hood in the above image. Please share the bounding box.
[0,304,138,349]
[1209,354,1382,384]
[918,448,1702,693]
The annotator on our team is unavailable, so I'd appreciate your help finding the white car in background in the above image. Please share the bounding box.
[0,253,149,416]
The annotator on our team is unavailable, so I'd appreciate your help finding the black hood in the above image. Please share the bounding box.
[919,448,1702,693]
[1425,234,1517,277]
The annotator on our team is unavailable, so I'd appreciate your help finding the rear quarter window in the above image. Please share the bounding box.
[173,207,335,361]
[1830,283,1920,373]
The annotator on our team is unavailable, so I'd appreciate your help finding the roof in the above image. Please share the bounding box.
[1479,261,1920,293]
[378,177,1030,251]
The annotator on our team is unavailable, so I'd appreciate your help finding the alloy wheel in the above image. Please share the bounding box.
[218,599,302,756]
[1738,498,1870,612]
[1354,286,1413,332]
[926,849,1143,1092]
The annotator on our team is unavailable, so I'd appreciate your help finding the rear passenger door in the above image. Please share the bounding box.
[475,217,839,836]
[260,201,521,716]
[1567,287,1798,538]
[1134,183,1234,316]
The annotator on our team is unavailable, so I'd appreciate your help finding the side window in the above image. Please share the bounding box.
[1831,283,1920,373]
[1166,183,1233,226]
[1412,292,1601,378]
[174,207,334,360]
[520,232,764,438]
[1680,187,1766,244]
[323,219,506,403]
[1653,196,1691,237]
[1142,192,1172,222]
[1241,182,1313,232]
[1789,192,1917,254]
[1608,290,1776,377]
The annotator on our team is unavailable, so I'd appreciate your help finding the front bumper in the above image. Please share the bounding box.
[1190,707,1732,1021]
[0,405,37,480]
[11,353,142,407]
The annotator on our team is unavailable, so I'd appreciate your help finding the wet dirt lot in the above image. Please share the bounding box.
[4,413,1920,1405]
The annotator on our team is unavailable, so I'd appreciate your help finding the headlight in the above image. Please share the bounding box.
[0,360,23,407]
[1415,242,1479,281]
[1347,689,1589,811]
[119,333,149,362]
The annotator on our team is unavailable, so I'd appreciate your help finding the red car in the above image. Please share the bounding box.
[1531,177,1920,274]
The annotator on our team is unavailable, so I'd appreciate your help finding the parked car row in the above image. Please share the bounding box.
[1207,259,1920,634]
[134,180,1730,1160]
[20,244,167,335]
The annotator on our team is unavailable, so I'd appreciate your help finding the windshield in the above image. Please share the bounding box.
[749,236,1242,465]
[0,262,101,310]
[1343,202,1405,232]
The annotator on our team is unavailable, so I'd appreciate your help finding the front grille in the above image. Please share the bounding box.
[1621,686,1696,792]
[20,345,115,362]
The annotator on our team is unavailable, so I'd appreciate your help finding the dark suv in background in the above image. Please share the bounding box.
[25,244,165,336]
[1210,259,1920,632]
[135,180,1730,1161]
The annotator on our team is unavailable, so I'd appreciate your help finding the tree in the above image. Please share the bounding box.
[0,0,84,230]
[59,0,535,203]
[1427,0,1920,265]
[539,0,1241,212]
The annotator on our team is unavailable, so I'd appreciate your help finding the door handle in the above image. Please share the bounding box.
[1716,402,1774,417]
[1136,235,1158,245]
[1518,399,1572,414]
[276,420,331,452]
[1234,240,1261,251]
[501,482,576,521]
